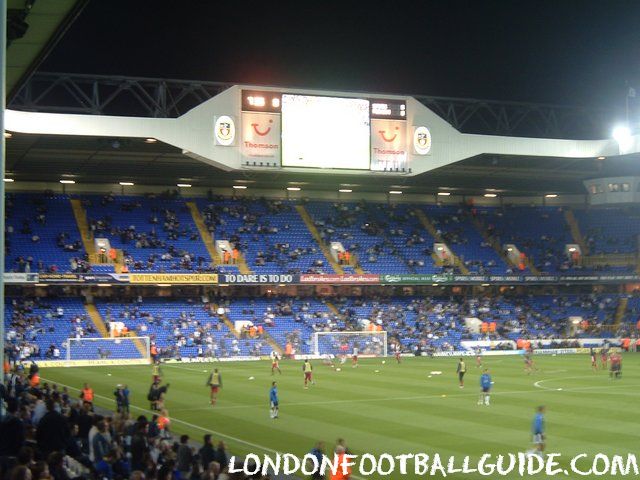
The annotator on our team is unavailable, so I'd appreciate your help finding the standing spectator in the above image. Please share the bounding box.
[308,441,326,480]
[0,399,24,456]
[91,421,111,466]
[198,434,216,471]
[36,400,71,456]
[176,435,193,479]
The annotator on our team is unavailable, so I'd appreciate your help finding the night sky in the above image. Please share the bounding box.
[41,0,640,109]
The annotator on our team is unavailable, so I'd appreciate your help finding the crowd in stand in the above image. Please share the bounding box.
[5,299,97,363]
[0,362,248,480]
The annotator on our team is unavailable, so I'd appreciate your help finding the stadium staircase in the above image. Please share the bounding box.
[71,199,126,272]
[294,205,348,274]
[84,303,109,337]
[414,209,470,274]
[216,303,283,355]
[614,297,629,326]
[85,303,148,358]
[186,201,251,274]
[470,215,520,273]
[325,301,340,316]
[214,303,240,339]
[564,209,590,255]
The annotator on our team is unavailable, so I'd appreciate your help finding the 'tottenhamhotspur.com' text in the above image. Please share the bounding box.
[229,452,640,477]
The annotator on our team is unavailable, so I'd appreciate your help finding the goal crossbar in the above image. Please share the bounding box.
[312,331,387,357]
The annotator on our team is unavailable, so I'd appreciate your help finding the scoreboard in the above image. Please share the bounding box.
[239,90,420,171]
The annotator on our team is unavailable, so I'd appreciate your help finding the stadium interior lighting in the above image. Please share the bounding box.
[3,178,14,182]
[437,192,451,196]
[484,193,497,197]
[3,132,12,138]
[59,180,76,184]
[389,190,402,194]
[119,182,134,186]
[568,247,577,252]
[233,185,247,189]
[545,194,558,198]
[272,98,280,108]
[177,183,192,188]
[612,125,631,144]
[144,138,157,143]
[339,189,353,193]
[286,187,301,191]
[596,156,606,160]
[156,284,172,287]
[97,284,112,287]
[481,283,490,287]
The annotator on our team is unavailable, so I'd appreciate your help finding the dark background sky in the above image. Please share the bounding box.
[41,0,640,109]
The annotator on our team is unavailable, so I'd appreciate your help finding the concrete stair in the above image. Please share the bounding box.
[564,209,589,255]
[295,205,358,274]
[414,209,470,274]
[186,201,251,274]
[615,297,629,326]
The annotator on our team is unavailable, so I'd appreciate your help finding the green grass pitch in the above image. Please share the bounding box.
[41,354,639,479]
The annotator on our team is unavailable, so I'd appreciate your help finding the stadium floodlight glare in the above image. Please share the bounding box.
[389,190,402,194]
[339,189,353,193]
[437,192,451,196]
[545,194,558,198]
[286,187,301,191]
[232,185,247,189]
[144,138,157,143]
[3,178,14,182]
[60,180,76,184]
[177,183,192,188]
[613,125,631,143]
[119,182,134,186]
[484,193,497,197]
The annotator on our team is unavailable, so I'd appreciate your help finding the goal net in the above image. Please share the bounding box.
[66,336,151,366]
[312,331,387,357]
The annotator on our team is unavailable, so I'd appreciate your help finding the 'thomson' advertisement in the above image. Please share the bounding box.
[241,112,281,162]
[370,119,407,171]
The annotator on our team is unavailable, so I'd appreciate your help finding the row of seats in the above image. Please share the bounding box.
[6,295,634,360]
[5,193,640,275]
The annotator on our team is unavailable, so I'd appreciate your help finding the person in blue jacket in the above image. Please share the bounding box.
[478,368,492,406]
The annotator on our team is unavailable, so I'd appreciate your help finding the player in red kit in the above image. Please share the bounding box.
[395,349,401,364]
[271,352,282,375]
[600,346,608,370]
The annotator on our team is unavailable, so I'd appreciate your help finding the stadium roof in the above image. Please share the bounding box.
[6,1,88,98]
[7,130,639,196]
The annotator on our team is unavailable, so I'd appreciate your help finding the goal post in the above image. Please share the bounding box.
[66,336,151,366]
[312,331,387,357]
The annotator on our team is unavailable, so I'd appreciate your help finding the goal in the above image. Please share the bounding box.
[66,336,151,366]
[312,331,387,358]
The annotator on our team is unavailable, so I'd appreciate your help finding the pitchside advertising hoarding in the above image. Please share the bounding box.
[5,272,640,285]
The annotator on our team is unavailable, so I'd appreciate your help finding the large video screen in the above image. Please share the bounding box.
[281,94,370,169]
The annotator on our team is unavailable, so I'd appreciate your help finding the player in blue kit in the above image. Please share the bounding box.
[269,381,279,419]
[531,406,546,455]
[478,368,492,406]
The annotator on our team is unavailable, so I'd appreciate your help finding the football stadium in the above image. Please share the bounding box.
[3,1,640,479]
